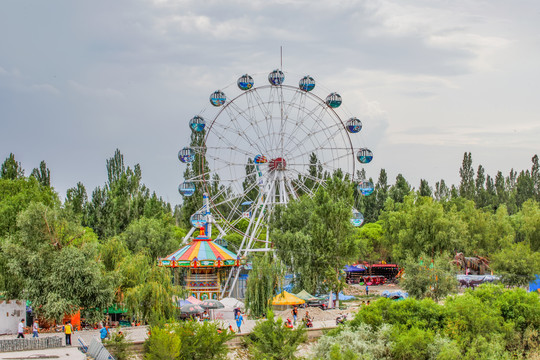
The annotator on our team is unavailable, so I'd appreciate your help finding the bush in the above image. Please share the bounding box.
[144,321,234,360]
[314,323,393,360]
[245,310,307,360]
[105,330,131,360]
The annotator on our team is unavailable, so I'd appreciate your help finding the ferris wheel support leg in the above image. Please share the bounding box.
[222,181,276,298]
[181,227,197,245]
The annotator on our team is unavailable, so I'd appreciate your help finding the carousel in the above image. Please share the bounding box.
[158,227,240,300]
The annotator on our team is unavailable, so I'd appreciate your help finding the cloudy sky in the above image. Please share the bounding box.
[1,0,539,205]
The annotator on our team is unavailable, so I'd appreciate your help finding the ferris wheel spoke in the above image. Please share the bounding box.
[220,107,266,155]
[281,103,329,152]
[227,100,272,153]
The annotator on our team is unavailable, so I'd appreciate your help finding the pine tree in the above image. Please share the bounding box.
[434,180,449,201]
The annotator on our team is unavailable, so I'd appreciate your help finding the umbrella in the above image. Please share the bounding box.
[180,304,204,314]
[200,299,225,310]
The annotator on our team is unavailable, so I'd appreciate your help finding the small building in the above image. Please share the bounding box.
[0,300,26,335]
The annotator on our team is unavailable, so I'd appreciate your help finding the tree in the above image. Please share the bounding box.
[245,253,285,318]
[272,175,358,297]
[1,153,25,180]
[491,242,540,287]
[30,160,51,187]
[65,181,87,218]
[389,174,411,203]
[145,321,234,360]
[380,196,468,261]
[0,177,59,236]
[400,253,458,302]
[120,217,180,261]
[246,310,307,360]
[125,263,182,324]
[419,179,432,198]
[475,165,487,208]
[459,152,474,200]
[434,179,449,202]
[0,203,113,322]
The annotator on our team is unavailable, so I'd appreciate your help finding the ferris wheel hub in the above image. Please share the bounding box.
[268,157,287,171]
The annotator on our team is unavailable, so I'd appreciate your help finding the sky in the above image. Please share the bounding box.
[1,0,540,206]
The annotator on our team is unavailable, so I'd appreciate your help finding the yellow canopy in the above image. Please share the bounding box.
[272,291,305,306]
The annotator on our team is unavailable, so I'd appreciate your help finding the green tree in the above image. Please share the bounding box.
[30,160,51,187]
[1,153,25,180]
[65,181,87,219]
[119,217,180,261]
[246,310,307,360]
[400,253,458,301]
[145,321,233,360]
[459,152,475,200]
[0,203,113,322]
[245,253,285,318]
[381,195,467,261]
[491,242,540,287]
[419,179,432,198]
[125,264,182,324]
[434,179,450,202]
[272,175,358,297]
[389,174,411,203]
[0,177,59,236]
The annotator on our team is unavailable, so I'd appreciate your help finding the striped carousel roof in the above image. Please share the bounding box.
[159,228,239,268]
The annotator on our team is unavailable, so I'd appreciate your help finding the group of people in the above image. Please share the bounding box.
[16,319,75,346]
[287,306,313,329]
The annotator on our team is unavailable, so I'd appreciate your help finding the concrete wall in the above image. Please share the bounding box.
[0,300,27,335]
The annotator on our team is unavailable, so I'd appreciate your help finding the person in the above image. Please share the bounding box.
[366,284,369,296]
[233,307,241,320]
[361,300,366,306]
[236,312,244,333]
[64,321,73,346]
[292,305,298,325]
[100,325,109,342]
[32,320,39,338]
[285,318,294,328]
[17,319,25,339]
[367,300,370,306]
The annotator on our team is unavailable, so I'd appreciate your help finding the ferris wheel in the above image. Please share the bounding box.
[178,70,373,253]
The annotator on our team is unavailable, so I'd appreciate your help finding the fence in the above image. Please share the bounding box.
[86,337,114,360]
[0,336,63,352]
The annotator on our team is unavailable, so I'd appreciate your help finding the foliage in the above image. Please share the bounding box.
[144,321,234,360]
[272,175,358,296]
[245,253,285,318]
[119,216,180,260]
[246,310,307,360]
[341,285,540,359]
[105,330,131,360]
[30,160,51,187]
[400,253,458,301]
[1,153,25,180]
[314,323,393,360]
[0,176,59,236]
[381,195,468,262]
[491,241,540,287]
[125,264,182,324]
[0,202,113,322]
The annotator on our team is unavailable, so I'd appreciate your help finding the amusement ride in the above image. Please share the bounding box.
[161,69,374,299]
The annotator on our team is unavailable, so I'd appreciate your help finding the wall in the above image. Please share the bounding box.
[0,300,27,335]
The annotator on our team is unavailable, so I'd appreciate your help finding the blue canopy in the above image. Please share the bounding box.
[529,275,540,292]
[344,265,366,273]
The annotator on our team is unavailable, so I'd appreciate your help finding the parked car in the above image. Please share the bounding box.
[306,298,328,310]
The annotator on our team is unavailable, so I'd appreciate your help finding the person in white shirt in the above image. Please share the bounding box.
[17,319,25,339]
[32,321,39,338]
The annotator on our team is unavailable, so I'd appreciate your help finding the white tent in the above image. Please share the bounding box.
[220,297,245,309]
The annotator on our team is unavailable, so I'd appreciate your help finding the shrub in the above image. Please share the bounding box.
[245,310,307,360]
[144,321,233,360]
